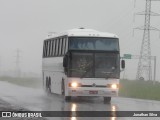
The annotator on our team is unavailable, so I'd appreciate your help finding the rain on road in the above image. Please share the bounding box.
[0,81,160,120]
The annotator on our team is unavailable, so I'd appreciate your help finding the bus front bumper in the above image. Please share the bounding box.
[68,87,118,97]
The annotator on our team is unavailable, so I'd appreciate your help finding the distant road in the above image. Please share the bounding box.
[0,81,160,120]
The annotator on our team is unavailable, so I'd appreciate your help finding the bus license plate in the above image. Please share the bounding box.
[89,91,98,94]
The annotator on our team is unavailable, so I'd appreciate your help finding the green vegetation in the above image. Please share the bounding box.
[0,76,42,89]
[119,79,160,101]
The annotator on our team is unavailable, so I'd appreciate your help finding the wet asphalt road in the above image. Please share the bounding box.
[0,81,160,120]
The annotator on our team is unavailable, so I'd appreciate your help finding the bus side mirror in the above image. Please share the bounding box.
[63,56,68,68]
[121,60,125,69]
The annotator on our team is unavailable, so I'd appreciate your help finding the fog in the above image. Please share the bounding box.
[0,0,160,80]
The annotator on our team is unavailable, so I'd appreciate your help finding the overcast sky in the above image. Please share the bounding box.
[0,0,160,80]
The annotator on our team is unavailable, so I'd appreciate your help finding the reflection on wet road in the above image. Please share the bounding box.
[0,81,160,120]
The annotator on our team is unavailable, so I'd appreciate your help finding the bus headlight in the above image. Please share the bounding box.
[71,82,78,87]
[69,82,79,88]
[111,84,118,89]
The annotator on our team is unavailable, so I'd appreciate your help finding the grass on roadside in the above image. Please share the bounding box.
[1,76,160,101]
[0,76,42,89]
[119,79,160,101]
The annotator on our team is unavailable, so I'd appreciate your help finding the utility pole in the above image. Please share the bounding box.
[134,0,160,80]
[15,49,21,77]
[153,56,156,84]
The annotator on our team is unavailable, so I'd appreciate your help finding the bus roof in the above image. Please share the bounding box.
[46,28,118,39]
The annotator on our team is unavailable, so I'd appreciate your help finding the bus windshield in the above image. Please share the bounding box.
[68,52,120,78]
[69,37,119,51]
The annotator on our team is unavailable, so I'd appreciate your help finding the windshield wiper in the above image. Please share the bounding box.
[69,68,86,72]
[100,66,116,78]
[101,71,113,78]
[101,71,113,74]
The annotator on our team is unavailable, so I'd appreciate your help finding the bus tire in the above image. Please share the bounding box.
[48,79,51,93]
[61,79,65,95]
[46,78,51,94]
[45,78,48,92]
[104,97,111,104]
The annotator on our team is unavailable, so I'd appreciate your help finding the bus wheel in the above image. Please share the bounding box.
[65,96,71,101]
[104,97,111,104]
[61,79,65,95]
[45,79,48,92]
[46,79,51,93]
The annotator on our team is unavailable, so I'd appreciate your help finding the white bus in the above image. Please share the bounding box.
[42,28,125,103]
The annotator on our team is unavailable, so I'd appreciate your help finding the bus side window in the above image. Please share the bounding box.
[56,39,59,56]
[50,40,53,57]
[45,41,48,57]
[63,55,68,73]
[47,40,51,57]
[65,38,68,54]
[52,40,55,56]
[62,38,66,55]
[49,40,51,57]
[61,38,65,55]
[43,41,46,57]
[59,38,62,56]
[54,39,57,56]
[62,38,64,55]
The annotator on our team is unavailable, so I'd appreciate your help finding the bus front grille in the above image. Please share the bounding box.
[81,85,106,88]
